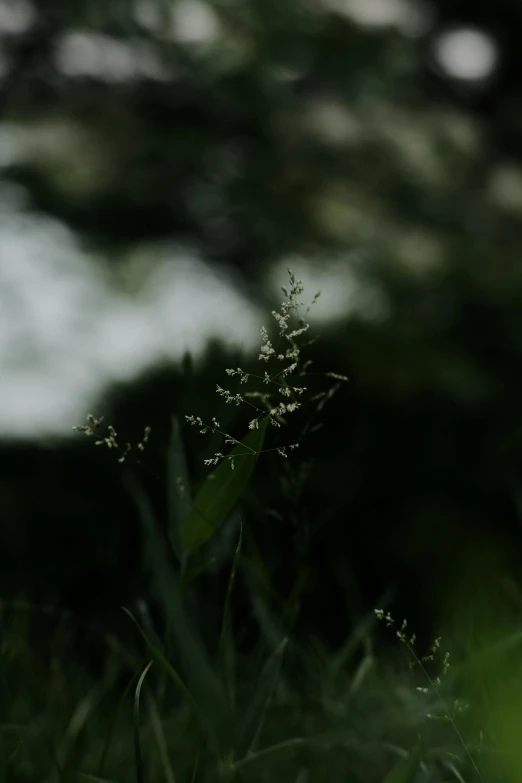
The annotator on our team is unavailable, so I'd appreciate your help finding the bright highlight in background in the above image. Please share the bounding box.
[0,193,262,439]
[433,27,499,82]
[268,257,390,325]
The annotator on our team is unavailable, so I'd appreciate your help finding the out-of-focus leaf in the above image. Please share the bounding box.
[182,417,269,557]
[122,609,196,711]
[124,482,234,756]
[147,692,176,783]
[219,514,243,655]
[233,738,307,772]
[382,744,422,783]
[134,661,153,783]
[97,669,139,777]
[167,415,191,561]
[234,636,288,762]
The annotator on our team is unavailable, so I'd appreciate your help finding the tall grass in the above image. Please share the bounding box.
[2,270,521,782]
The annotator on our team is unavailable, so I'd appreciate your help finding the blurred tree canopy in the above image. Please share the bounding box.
[2,0,522,651]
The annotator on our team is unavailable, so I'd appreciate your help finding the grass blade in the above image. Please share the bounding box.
[240,556,286,653]
[183,418,268,557]
[123,609,197,710]
[382,744,422,783]
[219,515,243,658]
[60,693,99,783]
[233,738,307,771]
[234,637,288,762]
[126,483,234,755]
[167,415,191,561]
[147,692,176,783]
[98,669,139,777]
[218,515,243,706]
[190,752,200,783]
[134,661,154,783]
[123,608,232,757]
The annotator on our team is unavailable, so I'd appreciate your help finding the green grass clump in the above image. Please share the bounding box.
[4,269,522,782]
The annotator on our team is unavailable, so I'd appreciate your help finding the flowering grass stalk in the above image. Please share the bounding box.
[375,609,485,782]
[185,268,346,469]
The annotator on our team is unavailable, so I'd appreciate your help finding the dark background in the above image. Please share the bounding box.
[2,0,522,659]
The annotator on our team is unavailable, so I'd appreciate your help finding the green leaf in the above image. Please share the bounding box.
[98,669,139,777]
[234,637,288,762]
[218,514,243,705]
[219,515,243,657]
[134,661,154,783]
[147,693,176,783]
[167,415,191,560]
[382,744,422,783]
[122,609,197,712]
[59,690,100,782]
[123,483,234,756]
[182,417,269,557]
[240,554,286,651]
[233,738,307,771]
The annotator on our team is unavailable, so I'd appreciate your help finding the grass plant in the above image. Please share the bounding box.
[1,270,521,782]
